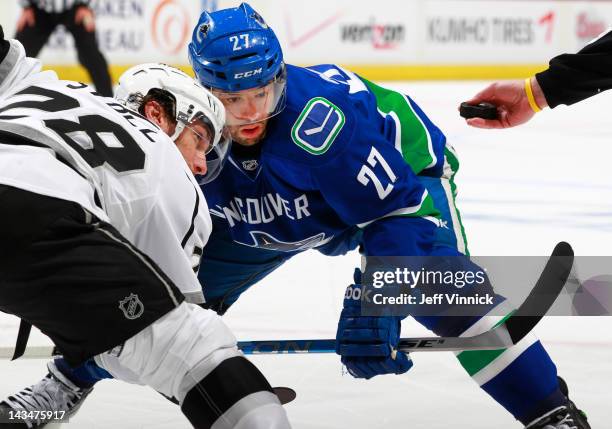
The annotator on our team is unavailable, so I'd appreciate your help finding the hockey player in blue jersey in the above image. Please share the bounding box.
[185,4,590,428]
[5,3,589,428]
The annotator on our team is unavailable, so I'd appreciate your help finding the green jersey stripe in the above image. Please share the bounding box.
[362,77,436,175]
[456,310,515,376]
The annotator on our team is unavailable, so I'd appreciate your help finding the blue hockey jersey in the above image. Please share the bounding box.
[203,64,452,258]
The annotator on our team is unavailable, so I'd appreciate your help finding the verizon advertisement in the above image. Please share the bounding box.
[242,0,421,65]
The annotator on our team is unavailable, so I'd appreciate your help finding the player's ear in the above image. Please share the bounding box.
[143,100,171,133]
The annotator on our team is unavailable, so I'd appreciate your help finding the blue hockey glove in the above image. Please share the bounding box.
[335,269,413,379]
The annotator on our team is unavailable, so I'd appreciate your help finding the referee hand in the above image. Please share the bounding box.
[16,7,36,32]
[461,78,548,129]
[75,6,96,32]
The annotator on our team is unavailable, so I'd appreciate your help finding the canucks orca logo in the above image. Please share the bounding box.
[237,231,333,252]
[291,97,345,155]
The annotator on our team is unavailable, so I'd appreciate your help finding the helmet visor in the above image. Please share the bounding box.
[177,113,231,184]
[212,69,286,126]
[179,113,216,155]
[196,128,232,185]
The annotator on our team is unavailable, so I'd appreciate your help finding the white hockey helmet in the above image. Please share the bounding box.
[115,63,231,184]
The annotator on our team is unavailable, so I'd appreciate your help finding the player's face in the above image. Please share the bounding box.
[174,121,212,175]
[228,119,268,147]
[213,84,274,146]
[144,100,212,175]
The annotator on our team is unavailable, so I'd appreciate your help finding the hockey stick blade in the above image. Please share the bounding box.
[1,243,573,358]
[503,241,573,344]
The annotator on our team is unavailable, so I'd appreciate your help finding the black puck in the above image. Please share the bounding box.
[273,386,297,405]
[459,102,498,120]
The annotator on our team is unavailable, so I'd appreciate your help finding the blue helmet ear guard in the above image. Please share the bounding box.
[188,2,285,92]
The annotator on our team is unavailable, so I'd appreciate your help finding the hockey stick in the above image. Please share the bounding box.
[0,242,573,359]
[238,241,574,354]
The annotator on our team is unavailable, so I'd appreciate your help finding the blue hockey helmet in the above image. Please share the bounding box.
[188,3,286,125]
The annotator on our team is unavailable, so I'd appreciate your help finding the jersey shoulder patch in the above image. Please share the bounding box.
[290,96,345,156]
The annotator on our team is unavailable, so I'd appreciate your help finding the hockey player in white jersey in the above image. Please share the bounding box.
[0,26,291,429]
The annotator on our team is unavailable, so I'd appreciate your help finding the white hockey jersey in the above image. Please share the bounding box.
[0,40,210,303]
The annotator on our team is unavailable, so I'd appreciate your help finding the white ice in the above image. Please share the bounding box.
[1,81,611,428]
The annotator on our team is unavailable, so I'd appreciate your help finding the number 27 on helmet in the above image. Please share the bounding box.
[188,2,287,126]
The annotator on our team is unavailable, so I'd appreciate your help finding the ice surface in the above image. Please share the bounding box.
[1,81,610,428]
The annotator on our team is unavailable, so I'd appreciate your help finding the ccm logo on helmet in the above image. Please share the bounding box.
[234,68,263,79]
